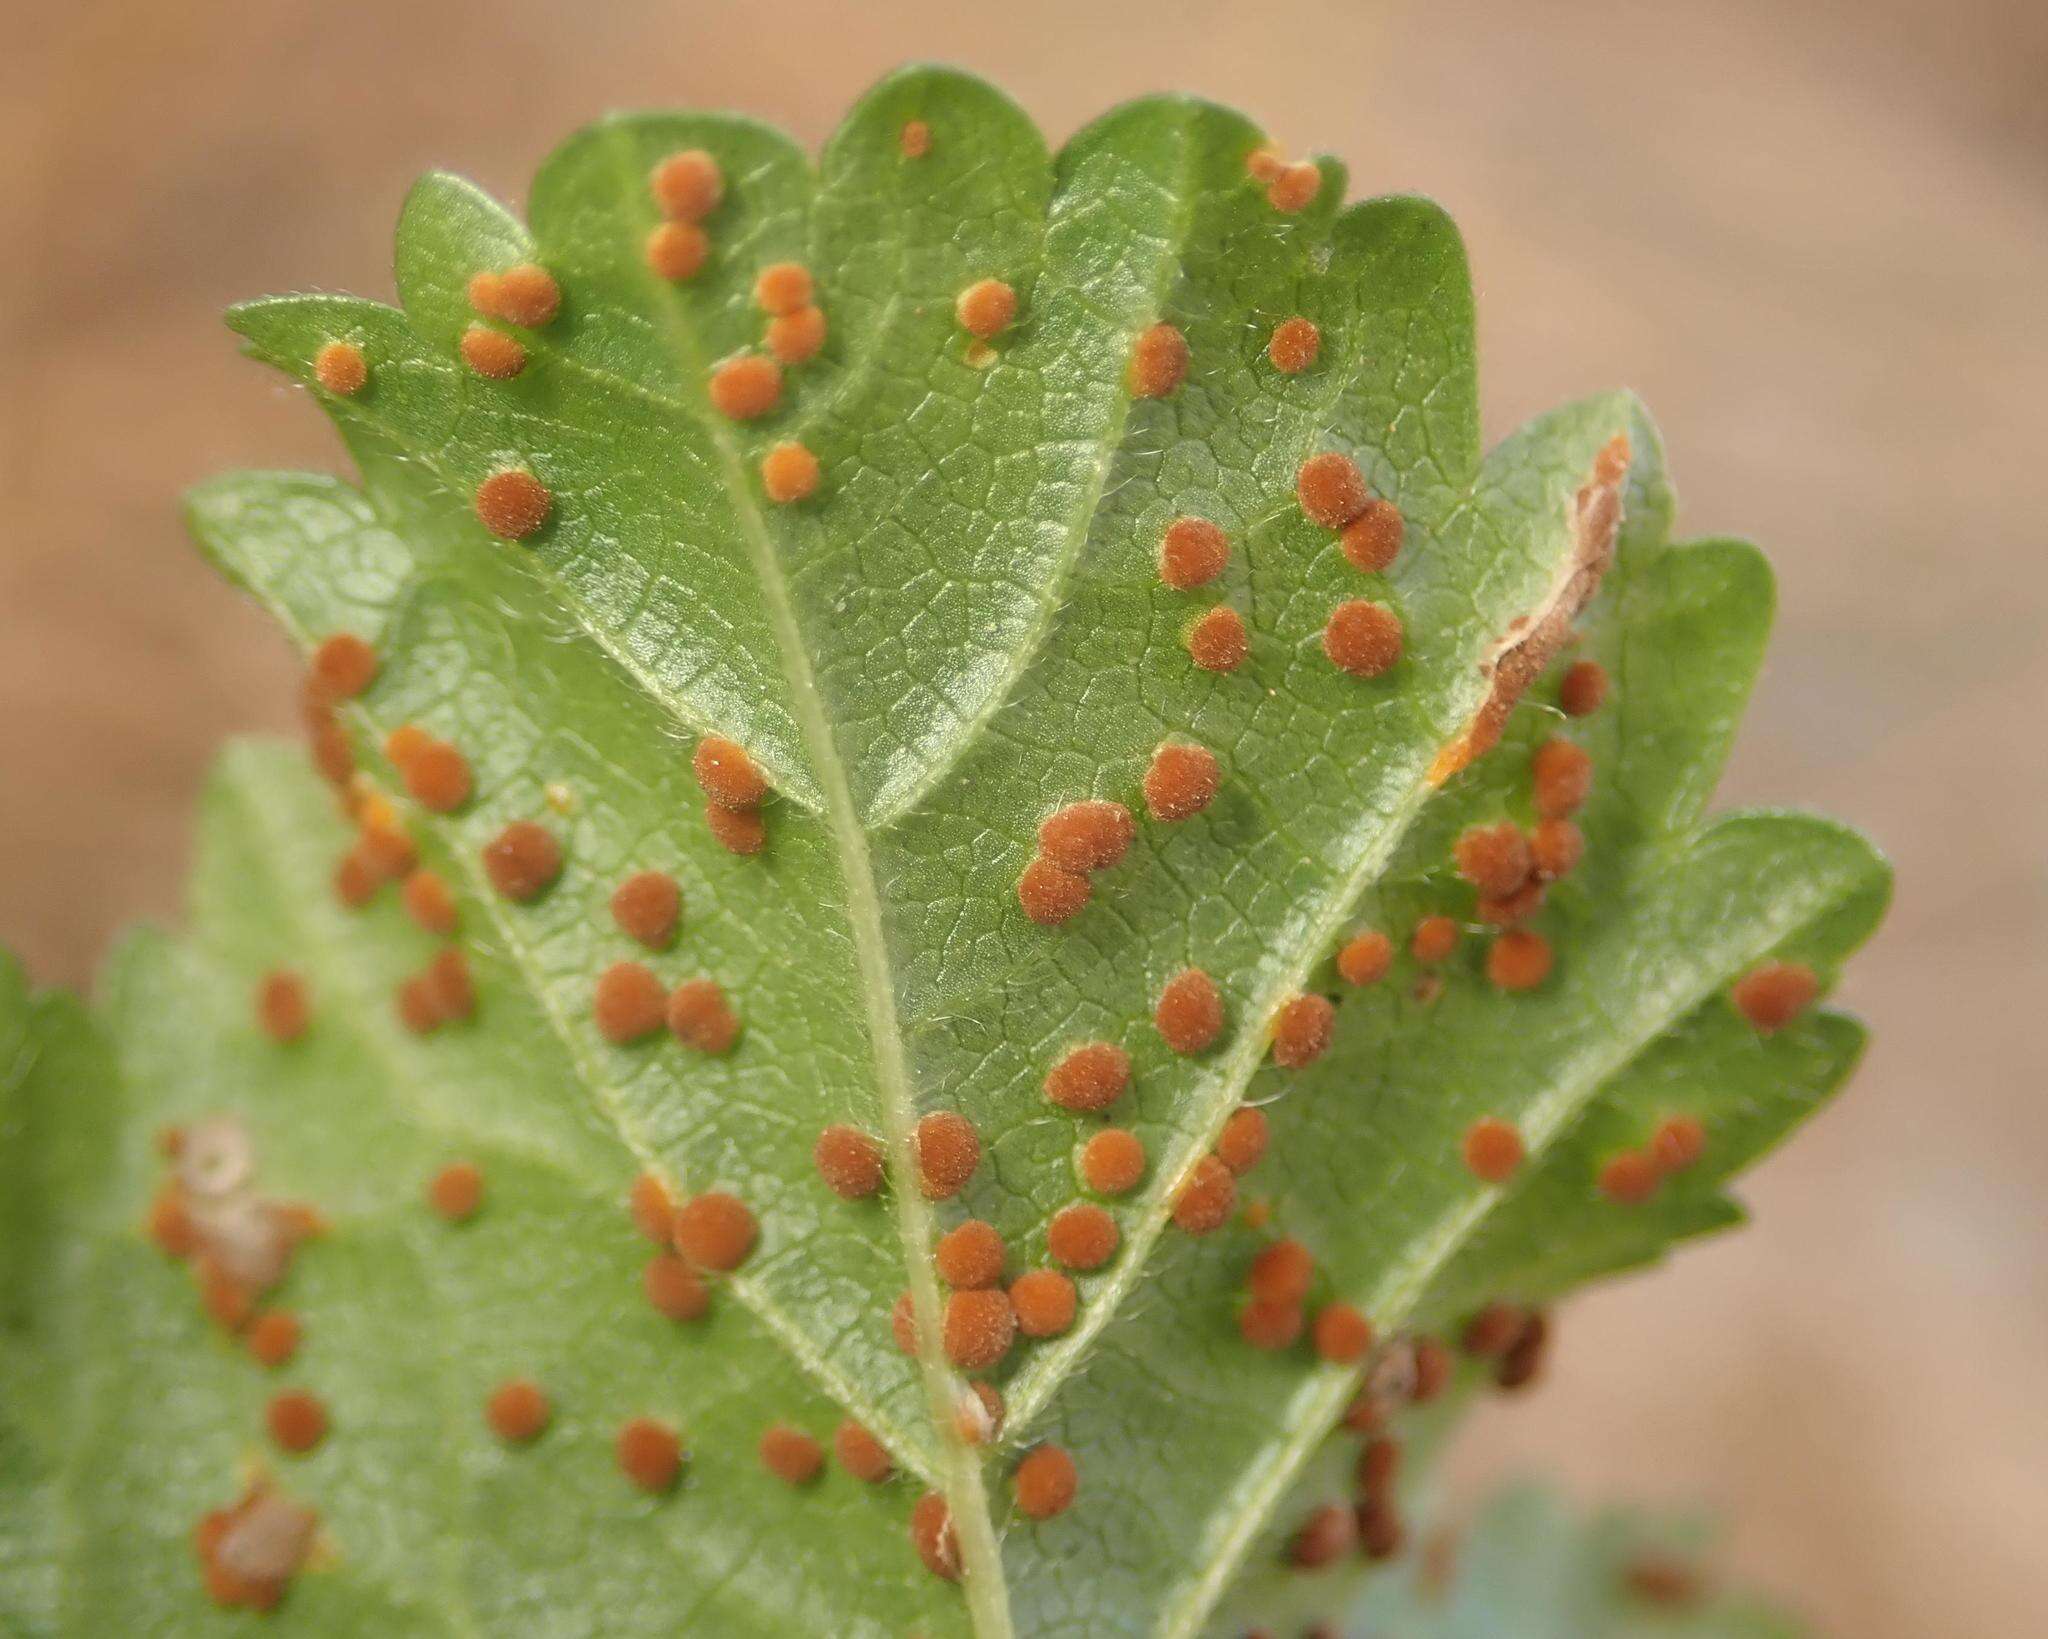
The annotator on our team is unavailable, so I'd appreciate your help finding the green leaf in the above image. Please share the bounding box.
[1,67,1884,1636]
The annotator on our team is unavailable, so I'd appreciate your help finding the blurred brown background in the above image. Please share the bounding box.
[4,0,2043,1631]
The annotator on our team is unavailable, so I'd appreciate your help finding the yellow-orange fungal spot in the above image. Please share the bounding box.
[1296,451,1370,529]
[1268,316,1320,373]
[149,1187,197,1260]
[482,819,561,901]
[1155,968,1223,1055]
[760,1423,824,1486]
[1411,915,1460,963]
[1017,852,1091,924]
[1037,800,1136,875]
[383,722,431,770]
[935,1219,1007,1289]
[266,1389,328,1455]
[835,1419,894,1482]
[1462,1118,1524,1184]
[396,973,441,1035]
[355,820,414,884]
[942,1287,1016,1369]
[760,441,820,503]
[915,1111,980,1199]
[1324,598,1405,677]
[753,262,812,316]
[593,961,667,1044]
[1488,929,1553,992]
[1143,741,1220,822]
[459,324,527,380]
[1288,1502,1356,1568]
[1271,992,1335,1069]
[666,977,740,1054]
[911,1490,960,1580]
[494,263,560,328]
[309,713,354,788]
[256,970,309,1043]
[427,1161,484,1222]
[890,1290,917,1354]
[1477,878,1547,926]
[766,303,827,364]
[1010,1268,1077,1338]
[642,1252,711,1321]
[1559,658,1608,717]
[1411,1335,1454,1403]
[1358,1497,1405,1561]
[486,1378,551,1443]
[1044,1041,1130,1113]
[1652,1114,1707,1173]
[246,1310,301,1369]
[425,946,475,1024]
[1267,159,1322,213]
[464,269,504,316]
[1240,1297,1304,1351]
[955,277,1017,339]
[1529,817,1583,881]
[308,632,377,702]
[1014,1444,1079,1521]
[199,1261,255,1332]
[1463,1301,1526,1357]
[954,1380,1005,1446]
[474,468,551,540]
[1531,737,1593,818]
[616,1417,683,1492]
[813,1124,885,1200]
[1624,1555,1703,1608]
[611,869,680,948]
[402,739,472,812]
[1731,961,1819,1033]
[1159,516,1229,590]
[705,800,766,854]
[1128,321,1189,398]
[1216,1106,1269,1175]
[673,1190,756,1272]
[1314,1302,1374,1364]
[1597,1150,1661,1205]
[1341,499,1406,574]
[645,220,708,282]
[1455,822,1534,898]
[899,119,931,158]
[651,149,723,220]
[195,1484,317,1612]
[1357,1437,1402,1503]
[1248,1238,1315,1305]
[313,339,367,396]
[1337,929,1393,987]
[1241,1197,1273,1231]
[1046,1202,1120,1271]
[708,354,782,420]
[401,869,459,937]
[1173,1154,1237,1234]
[693,734,766,809]
[629,1172,676,1243]
[1187,604,1249,672]
[1246,146,1286,182]
[1497,1310,1550,1391]
[1081,1130,1146,1188]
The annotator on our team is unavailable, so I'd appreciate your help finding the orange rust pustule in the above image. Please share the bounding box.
[1173,1154,1237,1233]
[955,277,1017,338]
[1271,992,1335,1069]
[1240,1297,1304,1351]
[483,820,561,901]
[611,869,680,948]
[1081,1130,1146,1196]
[1249,1238,1314,1305]
[1358,1497,1405,1561]
[309,632,377,701]
[692,735,767,809]
[426,946,475,1023]
[651,149,722,219]
[1478,879,1547,926]
[1341,499,1405,574]
[1267,160,1321,213]
[753,262,813,316]
[1159,517,1228,589]
[194,1482,316,1611]
[1143,741,1220,821]
[673,1191,755,1271]
[1246,146,1285,182]
[890,1290,918,1354]
[460,325,527,379]
[486,1378,551,1443]
[148,1184,198,1259]
[1411,916,1460,963]
[899,119,931,158]
[1038,800,1136,873]
[1532,738,1594,818]
[956,1382,1006,1447]
[402,739,472,812]
[401,869,458,936]
[1732,961,1819,1033]
[1323,599,1404,677]
[1289,1503,1356,1568]
[1296,451,1370,528]
[629,1172,676,1243]
[1598,1150,1661,1205]
[1497,1310,1551,1390]
[313,339,367,396]
[942,1287,1016,1369]
[1044,1041,1131,1113]
[1047,1202,1120,1271]
[709,355,782,420]
[836,1419,894,1482]
[616,1417,683,1492]
[761,441,821,504]
[766,304,827,364]
[256,971,310,1043]
[310,715,355,789]
[1462,1119,1524,1184]
[642,1253,711,1321]
[493,264,560,327]
[246,1310,301,1369]
[1186,605,1249,671]
[1017,853,1091,925]
[1128,322,1189,398]
[1559,658,1608,716]
[814,1124,886,1200]
[266,1390,328,1455]
[915,1111,980,1199]
[1337,930,1393,987]
[1014,1444,1079,1521]
[1462,1302,1527,1357]
[645,221,708,282]
[1652,1114,1707,1173]
[1487,929,1554,992]
[1529,817,1583,880]
[911,1490,960,1580]
[1412,1335,1454,1402]
[935,1219,1007,1289]
[1268,316,1320,373]
[1010,1268,1078,1337]
[474,468,552,540]
[427,1161,484,1223]
[759,1424,824,1486]
[1455,823,1534,898]
[1624,1555,1704,1608]
[1215,1106,1269,1174]
[1155,968,1224,1055]
[593,962,667,1044]
[705,800,766,854]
